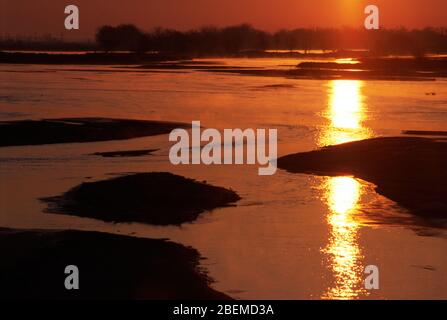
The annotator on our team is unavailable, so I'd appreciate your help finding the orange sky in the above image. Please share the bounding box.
[1,0,446,40]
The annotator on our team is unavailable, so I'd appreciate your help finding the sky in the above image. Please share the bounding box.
[1,0,446,40]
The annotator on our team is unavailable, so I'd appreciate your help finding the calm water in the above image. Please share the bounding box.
[1,58,447,299]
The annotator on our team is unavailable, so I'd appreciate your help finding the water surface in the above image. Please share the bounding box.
[1,58,446,299]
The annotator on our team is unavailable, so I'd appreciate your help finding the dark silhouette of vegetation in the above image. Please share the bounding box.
[92,24,447,56]
[1,24,447,57]
[0,34,94,51]
[96,24,147,53]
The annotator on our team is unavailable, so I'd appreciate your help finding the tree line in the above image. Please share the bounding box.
[95,24,447,56]
[2,24,447,56]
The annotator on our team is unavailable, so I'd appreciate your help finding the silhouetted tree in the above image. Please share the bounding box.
[96,26,119,52]
[96,24,147,53]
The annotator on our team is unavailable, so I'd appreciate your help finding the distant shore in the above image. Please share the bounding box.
[0,50,362,65]
[0,51,189,65]
[2,51,447,80]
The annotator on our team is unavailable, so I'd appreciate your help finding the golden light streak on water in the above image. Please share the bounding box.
[320,80,373,299]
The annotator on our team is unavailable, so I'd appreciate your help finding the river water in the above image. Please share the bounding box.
[1,58,446,299]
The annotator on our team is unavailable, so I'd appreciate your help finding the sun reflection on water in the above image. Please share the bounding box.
[319,80,372,146]
[321,176,365,299]
[320,80,372,299]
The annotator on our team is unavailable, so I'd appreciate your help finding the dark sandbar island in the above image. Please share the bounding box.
[42,172,241,225]
[278,137,447,224]
[0,228,231,300]
[0,118,188,147]
[90,148,158,158]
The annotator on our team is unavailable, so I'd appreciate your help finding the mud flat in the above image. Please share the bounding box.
[0,118,187,147]
[199,67,438,81]
[90,149,158,158]
[403,130,447,137]
[278,137,447,224]
[0,228,231,299]
[0,51,190,64]
[196,57,447,80]
[42,172,241,225]
[295,57,447,79]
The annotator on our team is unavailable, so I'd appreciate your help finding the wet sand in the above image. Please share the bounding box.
[0,118,187,147]
[0,228,231,300]
[278,137,447,226]
[42,172,241,225]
